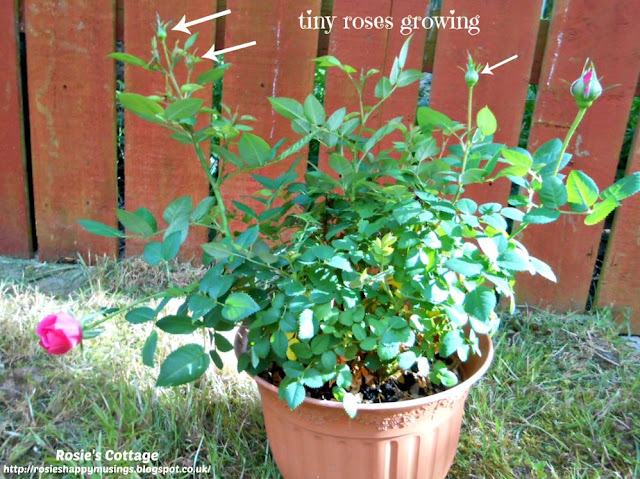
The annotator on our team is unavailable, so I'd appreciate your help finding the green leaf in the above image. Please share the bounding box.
[78,219,124,238]
[239,133,272,167]
[142,330,158,367]
[444,258,483,277]
[303,94,325,125]
[529,257,557,282]
[119,92,163,120]
[284,381,306,409]
[214,333,234,353]
[162,231,183,261]
[378,330,403,361]
[539,176,568,208]
[209,349,224,369]
[336,365,352,388]
[163,196,193,224]
[298,309,315,340]
[602,172,640,202]
[235,226,259,249]
[165,98,203,121]
[440,330,463,357]
[417,107,454,129]
[143,241,164,265]
[585,198,619,225]
[108,52,148,68]
[497,249,530,271]
[321,350,337,370]
[283,361,304,378]
[272,330,289,357]
[567,170,599,210]
[268,97,304,120]
[156,315,200,334]
[374,77,393,99]
[325,255,352,272]
[191,197,216,222]
[196,65,229,85]
[397,69,423,87]
[326,107,346,131]
[328,154,352,176]
[312,244,334,261]
[211,144,245,168]
[189,294,217,319]
[476,106,497,136]
[523,208,561,224]
[398,350,417,370]
[222,293,260,322]
[501,148,533,168]
[302,368,324,388]
[464,286,496,322]
[342,392,358,418]
[156,344,210,387]
[125,307,156,324]
[183,32,199,50]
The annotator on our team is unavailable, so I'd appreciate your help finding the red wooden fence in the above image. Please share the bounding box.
[2,0,640,331]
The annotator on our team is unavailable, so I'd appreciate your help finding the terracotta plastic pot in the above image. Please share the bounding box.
[235,330,493,479]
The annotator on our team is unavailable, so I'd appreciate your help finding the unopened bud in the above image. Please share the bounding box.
[464,53,479,87]
[570,60,603,109]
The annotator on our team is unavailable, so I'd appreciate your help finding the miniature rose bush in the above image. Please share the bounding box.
[37,18,640,417]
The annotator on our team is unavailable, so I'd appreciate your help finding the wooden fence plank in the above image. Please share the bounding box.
[124,1,215,260]
[0,0,31,258]
[26,0,117,261]
[516,0,640,311]
[429,0,543,206]
[220,0,321,224]
[596,123,640,333]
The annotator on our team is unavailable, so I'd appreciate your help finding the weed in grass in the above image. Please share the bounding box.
[1,257,638,478]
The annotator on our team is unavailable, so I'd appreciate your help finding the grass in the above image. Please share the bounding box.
[0,257,639,478]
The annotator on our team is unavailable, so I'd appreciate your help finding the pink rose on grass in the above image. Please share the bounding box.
[36,312,83,355]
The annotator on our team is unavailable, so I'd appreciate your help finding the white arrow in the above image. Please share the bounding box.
[203,41,257,60]
[172,10,231,34]
[481,54,519,75]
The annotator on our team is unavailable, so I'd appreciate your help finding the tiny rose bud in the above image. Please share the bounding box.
[36,312,83,355]
[465,54,479,87]
[570,60,603,108]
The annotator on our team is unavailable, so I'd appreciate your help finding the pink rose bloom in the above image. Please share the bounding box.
[36,312,83,355]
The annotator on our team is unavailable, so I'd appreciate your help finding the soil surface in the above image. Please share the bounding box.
[259,360,463,404]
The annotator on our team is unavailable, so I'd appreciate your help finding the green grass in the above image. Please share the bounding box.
[1,257,638,478]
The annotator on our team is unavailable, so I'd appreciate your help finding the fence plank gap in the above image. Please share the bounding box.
[516,0,640,311]
[0,0,32,258]
[26,0,118,261]
[123,0,215,261]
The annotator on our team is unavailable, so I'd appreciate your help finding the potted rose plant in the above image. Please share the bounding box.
[37,19,640,479]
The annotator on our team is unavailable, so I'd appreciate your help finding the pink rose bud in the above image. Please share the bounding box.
[36,312,83,355]
[570,59,603,109]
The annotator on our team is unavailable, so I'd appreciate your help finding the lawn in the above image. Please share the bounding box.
[0,256,638,478]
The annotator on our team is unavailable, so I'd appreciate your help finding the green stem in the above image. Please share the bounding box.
[453,86,475,202]
[191,138,232,239]
[553,107,587,176]
[85,292,168,330]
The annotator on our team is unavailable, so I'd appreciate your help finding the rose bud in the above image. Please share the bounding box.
[570,60,603,109]
[464,53,479,88]
[36,312,83,355]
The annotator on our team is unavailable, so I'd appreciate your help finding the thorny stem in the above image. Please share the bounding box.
[84,292,170,330]
[192,139,232,238]
[553,107,587,176]
[453,85,475,202]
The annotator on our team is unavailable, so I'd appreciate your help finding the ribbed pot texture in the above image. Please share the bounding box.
[235,331,493,479]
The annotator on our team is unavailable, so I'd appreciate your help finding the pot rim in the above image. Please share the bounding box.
[250,334,494,412]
